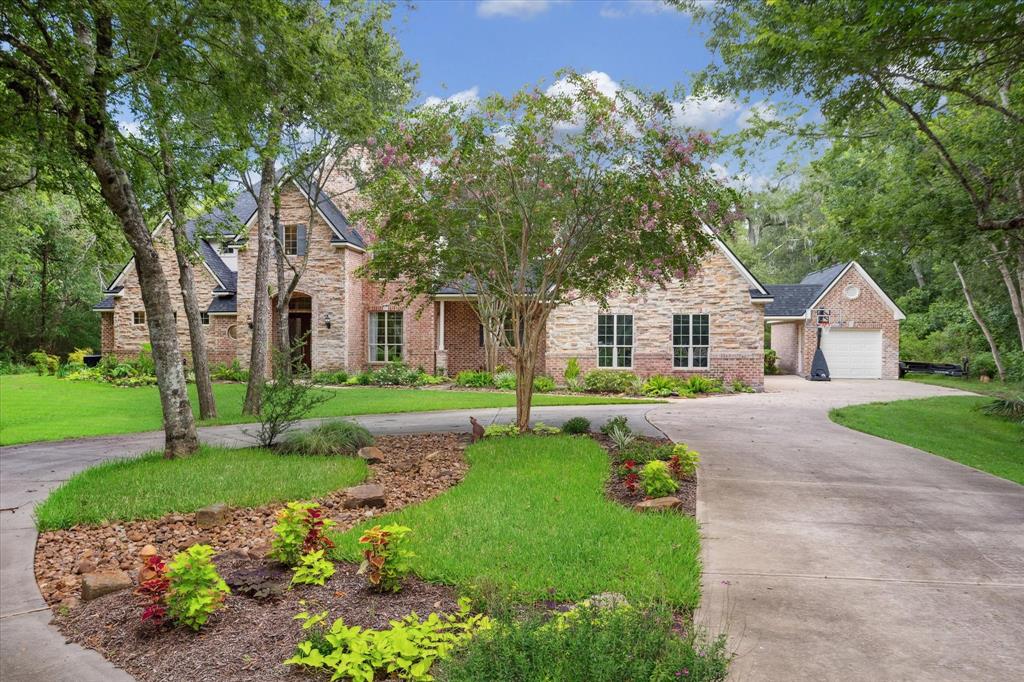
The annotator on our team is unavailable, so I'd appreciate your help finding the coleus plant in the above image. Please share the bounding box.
[357,524,414,593]
[271,502,337,566]
[136,554,170,624]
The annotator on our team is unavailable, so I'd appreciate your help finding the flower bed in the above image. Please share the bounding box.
[599,433,697,515]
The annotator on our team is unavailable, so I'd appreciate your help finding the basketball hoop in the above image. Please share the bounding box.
[814,308,843,327]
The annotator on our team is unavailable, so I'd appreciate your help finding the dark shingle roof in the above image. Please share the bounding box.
[206,295,237,314]
[763,284,824,317]
[800,262,847,286]
[92,296,115,310]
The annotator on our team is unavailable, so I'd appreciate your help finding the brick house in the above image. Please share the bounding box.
[95,173,899,388]
[766,262,905,379]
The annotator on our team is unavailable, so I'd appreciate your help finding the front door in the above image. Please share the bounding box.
[288,311,312,371]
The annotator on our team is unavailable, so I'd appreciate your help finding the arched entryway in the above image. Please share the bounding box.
[285,293,312,371]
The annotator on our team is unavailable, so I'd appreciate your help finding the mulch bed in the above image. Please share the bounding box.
[36,433,469,607]
[595,434,697,516]
[54,554,460,682]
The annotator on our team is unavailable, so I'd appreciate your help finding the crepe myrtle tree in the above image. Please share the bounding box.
[355,73,739,430]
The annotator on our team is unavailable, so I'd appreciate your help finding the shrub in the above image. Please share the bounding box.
[979,395,1024,424]
[28,351,59,375]
[311,369,348,385]
[271,502,337,567]
[641,460,678,498]
[764,348,780,375]
[1002,351,1024,383]
[583,369,640,394]
[561,416,591,435]
[670,443,700,477]
[455,370,494,388]
[532,422,561,435]
[253,348,332,447]
[164,544,230,631]
[370,362,425,386]
[291,550,336,587]
[67,347,92,367]
[533,375,556,393]
[283,420,374,456]
[731,379,755,393]
[421,373,449,385]
[641,375,680,397]
[564,357,583,390]
[972,352,997,379]
[285,598,491,682]
[357,524,415,593]
[437,602,730,682]
[600,415,630,435]
[211,359,249,382]
[484,423,520,438]
[607,424,636,451]
[619,441,674,466]
[684,375,721,394]
[494,370,516,390]
[0,358,34,375]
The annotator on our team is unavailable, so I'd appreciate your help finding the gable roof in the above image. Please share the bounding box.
[765,261,904,320]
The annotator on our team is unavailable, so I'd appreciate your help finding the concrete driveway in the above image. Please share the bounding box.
[649,376,1024,681]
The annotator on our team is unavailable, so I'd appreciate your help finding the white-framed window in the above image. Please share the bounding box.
[283,224,298,255]
[673,314,709,368]
[200,312,210,325]
[597,313,633,368]
[369,311,403,362]
[133,310,146,325]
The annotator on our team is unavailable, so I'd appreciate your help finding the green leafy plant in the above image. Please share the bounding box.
[600,415,631,435]
[493,371,516,390]
[731,379,755,393]
[618,441,674,466]
[670,443,700,477]
[561,416,591,435]
[164,544,230,630]
[979,395,1024,424]
[28,351,59,375]
[531,422,561,435]
[370,362,426,386]
[583,369,640,394]
[640,460,679,498]
[252,346,332,447]
[764,349,780,376]
[641,375,680,397]
[283,420,374,456]
[532,375,556,393]
[271,502,337,567]
[484,423,520,438]
[607,424,636,451]
[211,359,249,382]
[291,550,336,587]
[684,375,722,394]
[285,598,491,682]
[312,369,349,385]
[358,524,415,593]
[455,370,494,388]
[563,357,582,390]
[66,347,92,367]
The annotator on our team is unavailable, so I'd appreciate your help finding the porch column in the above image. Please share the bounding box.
[435,300,448,374]
[438,300,446,350]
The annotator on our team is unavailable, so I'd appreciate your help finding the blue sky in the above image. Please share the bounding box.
[390,0,795,187]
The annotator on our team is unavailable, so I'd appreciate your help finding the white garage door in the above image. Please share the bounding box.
[820,329,882,379]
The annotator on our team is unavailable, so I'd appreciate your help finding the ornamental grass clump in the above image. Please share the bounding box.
[271,502,336,567]
[358,524,415,593]
[283,420,374,456]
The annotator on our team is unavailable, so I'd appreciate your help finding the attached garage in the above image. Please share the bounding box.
[820,328,882,379]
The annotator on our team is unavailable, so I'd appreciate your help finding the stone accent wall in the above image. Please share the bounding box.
[770,321,801,374]
[797,267,900,379]
[545,246,766,389]
[104,222,234,365]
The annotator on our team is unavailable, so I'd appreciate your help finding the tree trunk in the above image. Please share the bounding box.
[987,238,1024,350]
[512,306,547,431]
[38,237,50,350]
[243,144,280,415]
[910,260,926,289]
[273,207,292,375]
[89,134,198,458]
[159,133,217,419]
[954,261,1006,381]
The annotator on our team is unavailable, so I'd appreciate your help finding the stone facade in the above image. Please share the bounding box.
[545,246,766,389]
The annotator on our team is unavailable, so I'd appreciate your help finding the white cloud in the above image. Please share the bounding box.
[477,1,554,19]
[545,70,621,99]
[711,162,775,192]
[598,1,674,19]
[670,95,742,129]
[423,86,481,111]
[737,101,778,128]
[118,120,142,138]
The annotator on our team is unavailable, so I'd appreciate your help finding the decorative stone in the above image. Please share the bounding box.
[58,596,80,611]
[247,539,272,560]
[390,457,419,474]
[81,570,132,601]
[587,592,629,610]
[635,496,682,512]
[341,483,386,509]
[357,446,385,464]
[196,502,230,528]
[139,544,158,558]
[75,558,97,575]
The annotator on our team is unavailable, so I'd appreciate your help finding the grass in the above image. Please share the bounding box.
[830,396,1024,485]
[34,445,368,530]
[331,434,702,609]
[0,374,656,446]
[903,374,1024,398]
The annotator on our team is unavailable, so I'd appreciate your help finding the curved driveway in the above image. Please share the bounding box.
[2,379,1022,680]
[649,376,1024,681]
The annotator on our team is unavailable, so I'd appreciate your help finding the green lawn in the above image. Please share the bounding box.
[0,374,655,446]
[331,435,702,609]
[830,396,1024,485]
[35,445,368,530]
[904,374,1024,397]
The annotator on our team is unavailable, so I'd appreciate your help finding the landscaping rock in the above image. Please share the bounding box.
[341,483,386,509]
[357,446,385,464]
[635,496,682,512]
[196,502,230,528]
[80,570,132,601]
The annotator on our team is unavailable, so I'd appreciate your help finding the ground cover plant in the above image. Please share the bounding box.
[34,446,368,530]
[0,374,655,445]
[283,420,375,456]
[331,435,702,608]
[830,396,1023,485]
